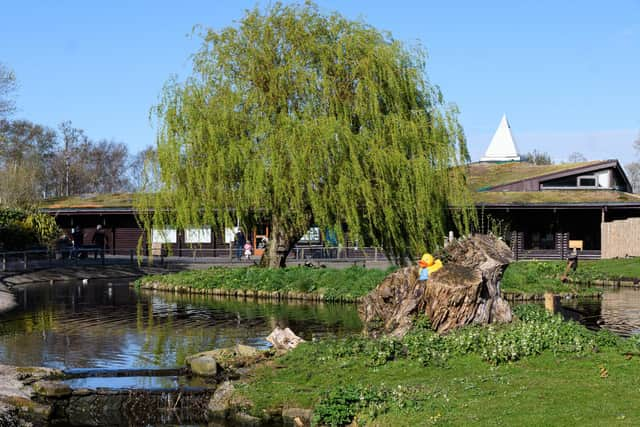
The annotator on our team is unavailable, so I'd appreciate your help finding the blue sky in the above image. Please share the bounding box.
[1,0,639,163]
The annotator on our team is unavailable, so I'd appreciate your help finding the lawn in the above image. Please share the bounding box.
[238,305,640,426]
[501,258,640,296]
[136,266,393,302]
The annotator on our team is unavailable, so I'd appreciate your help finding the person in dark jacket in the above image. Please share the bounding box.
[92,224,108,259]
[71,226,84,259]
[235,230,246,260]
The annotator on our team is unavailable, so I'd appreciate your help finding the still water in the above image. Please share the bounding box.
[0,279,362,370]
[2,280,640,373]
[561,287,640,337]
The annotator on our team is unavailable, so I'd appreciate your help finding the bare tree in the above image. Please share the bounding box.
[56,121,88,196]
[0,63,16,119]
[625,162,640,193]
[0,120,57,206]
[128,146,159,192]
[567,152,587,163]
[86,139,131,193]
[521,150,553,165]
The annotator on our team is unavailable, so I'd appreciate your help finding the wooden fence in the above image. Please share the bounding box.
[510,231,600,261]
[601,218,640,259]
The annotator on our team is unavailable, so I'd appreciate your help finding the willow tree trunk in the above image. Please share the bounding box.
[260,219,300,268]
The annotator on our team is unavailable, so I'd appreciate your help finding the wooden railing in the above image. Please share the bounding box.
[0,246,387,272]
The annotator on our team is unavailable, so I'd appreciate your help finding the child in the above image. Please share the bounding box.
[243,242,253,260]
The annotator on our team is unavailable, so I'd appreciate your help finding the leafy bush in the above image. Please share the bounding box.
[0,208,61,250]
[313,385,380,426]
[23,212,61,248]
[313,384,427,427]
[316,304,628,369]
[0,208,27,226]
[512,303,553,322]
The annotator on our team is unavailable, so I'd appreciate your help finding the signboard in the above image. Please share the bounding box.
[185,227,211,244]
[299,227,320,243]
[152,228,177,244]
[224,228,236,244]
[569,240,583,250]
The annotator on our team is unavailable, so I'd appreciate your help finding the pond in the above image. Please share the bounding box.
[0,279,363,371]
[3,280,640,374]
[560,287,640,337]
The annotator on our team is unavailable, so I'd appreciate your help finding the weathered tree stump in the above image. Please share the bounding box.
[359,234,513,336]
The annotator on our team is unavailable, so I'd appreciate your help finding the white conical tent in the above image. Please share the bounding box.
[481,114,521,162]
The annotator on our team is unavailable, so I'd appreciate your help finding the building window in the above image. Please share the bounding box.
[577,176,597,188]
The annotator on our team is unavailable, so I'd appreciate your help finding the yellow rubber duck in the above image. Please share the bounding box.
[418,253,443,280]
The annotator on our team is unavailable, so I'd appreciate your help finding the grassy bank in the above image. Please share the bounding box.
[137,259,623,302]
[239,305,640,426]
[501,261,601,296]
[135,266,393,302]
[502,258,640,296]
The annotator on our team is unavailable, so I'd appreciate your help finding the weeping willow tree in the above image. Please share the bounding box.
[137,2,475,267]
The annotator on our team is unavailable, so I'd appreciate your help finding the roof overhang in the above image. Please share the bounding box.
[474,202,640,210]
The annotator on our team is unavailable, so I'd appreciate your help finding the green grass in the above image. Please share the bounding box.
[502,259,640,296]
[139,258,637,303]
[135,266,394,302]
[238,306,640,426]
[571,258,640,281]
[501,260,601,296]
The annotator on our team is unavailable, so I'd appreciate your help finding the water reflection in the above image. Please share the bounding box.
[0,280,362,370]
[562,287,640,337]
[63,375,213,390]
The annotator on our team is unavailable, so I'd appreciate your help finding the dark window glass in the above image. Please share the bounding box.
[579,177,596,187]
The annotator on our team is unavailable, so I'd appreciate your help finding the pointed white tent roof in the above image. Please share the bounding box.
[481,114,520,162]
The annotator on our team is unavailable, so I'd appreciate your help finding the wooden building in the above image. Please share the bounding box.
[42,116,640,261]
[469,159,640,259]
[42,194,331,259]
[470,115,640,260]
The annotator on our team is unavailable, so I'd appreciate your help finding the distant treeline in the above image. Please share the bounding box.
[0,119,155,207]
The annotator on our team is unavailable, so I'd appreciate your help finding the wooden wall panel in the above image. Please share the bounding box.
[601,218,640,258]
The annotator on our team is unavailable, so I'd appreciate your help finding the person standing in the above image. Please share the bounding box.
[71,226,83,259]
[235,229,246,260]
[92,224,108,259]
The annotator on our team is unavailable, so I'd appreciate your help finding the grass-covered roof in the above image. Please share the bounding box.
[466,161,603,191]
[42,160,636,210]
[42,193,135,209]
[473,190,640,205]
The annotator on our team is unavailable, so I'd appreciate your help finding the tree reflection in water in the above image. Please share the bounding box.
[0,279,362,370]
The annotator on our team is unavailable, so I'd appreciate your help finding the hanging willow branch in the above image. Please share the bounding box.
[136,2,476,267]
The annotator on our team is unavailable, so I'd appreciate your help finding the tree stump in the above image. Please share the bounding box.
[359,234,513,336]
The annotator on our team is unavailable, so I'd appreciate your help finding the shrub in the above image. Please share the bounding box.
[319,304,625,368]
[23,212,61,249]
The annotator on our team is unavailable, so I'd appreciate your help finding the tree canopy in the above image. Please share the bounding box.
[140,2,475,266]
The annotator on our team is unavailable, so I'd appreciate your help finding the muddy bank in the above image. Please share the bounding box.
[1,265,146,287]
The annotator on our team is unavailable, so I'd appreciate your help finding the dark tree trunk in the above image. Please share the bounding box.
[260,218,300,268]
